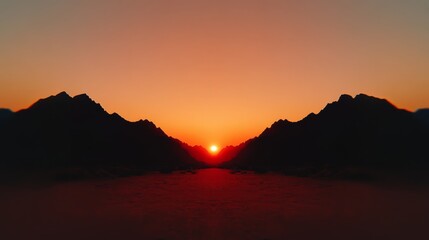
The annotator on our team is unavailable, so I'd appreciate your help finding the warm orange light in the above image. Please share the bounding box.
[209,145,219,154]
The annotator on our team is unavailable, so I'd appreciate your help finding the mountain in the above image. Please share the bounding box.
[182,144,213,164]
[0,92,204,180]
[216,143,246,164]
[0,108,13,126]
[182,143,246,166]
[223,94,429,179]
[415,108,429,126]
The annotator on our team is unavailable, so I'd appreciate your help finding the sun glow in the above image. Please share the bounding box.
[209,145,219,154]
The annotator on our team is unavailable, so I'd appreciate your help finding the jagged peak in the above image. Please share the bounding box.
[270,119,292,128]
[24,91,109,117]
[29,91,72,109]
[355,93,381,102]
[73,93,101,107]
[134,119,161,130]
[110,112,124,118]
[338,94,353,103]
[321,93,398,114]
[354,94,397,110]
[134,119,167,136]
[72,93,99,105]
[70,93,106,113]
[47,91,72,101]
[56,91,71,98]
[109,112,127,122]
[272,119,291,126]
[302,112,317,122]
[73,93,91,100]
[136,119,153,124]
[332,93,390,105]
[260,119,291,136]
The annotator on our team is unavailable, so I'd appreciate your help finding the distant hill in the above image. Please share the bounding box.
[216,143,246,164]
[223,94,429,179]
[0,92,205,180]
[182,143,246,166]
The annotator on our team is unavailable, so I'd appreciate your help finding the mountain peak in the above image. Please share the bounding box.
[270,119,291,128]
[49,91,72,102]
[56,91,71,98]
[72,93,105,112]
[19,92,108,121]
[354,94,397,111]
[73,93,91,100]
[0,92,204,174]
[302,112,317,122]
[72,93,98,104]
[29,91,72,110]
[338,94,353,103]
[321,93,398,116]
[354,93,380,103]
[136,119,154,125]
[260,119,291,137]
[226,93,429,177]
[134,119,166,136]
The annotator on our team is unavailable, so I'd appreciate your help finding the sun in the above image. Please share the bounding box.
[209,145,219,153]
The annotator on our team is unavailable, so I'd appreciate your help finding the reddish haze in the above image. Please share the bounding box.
[183,144,245,165]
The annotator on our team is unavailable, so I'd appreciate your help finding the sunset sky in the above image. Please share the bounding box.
[1,0,428,147]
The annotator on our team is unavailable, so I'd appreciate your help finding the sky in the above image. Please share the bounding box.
[1,0,429,147]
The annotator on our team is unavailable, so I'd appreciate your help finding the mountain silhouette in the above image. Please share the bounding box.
[182,143,246,166]
[415,108,429,127]
[0,92,204,180]
[0,108,13,126]
[182,144,213,164]
[223,94,429,179]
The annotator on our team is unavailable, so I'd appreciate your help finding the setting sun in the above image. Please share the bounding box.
[209,145,219,154]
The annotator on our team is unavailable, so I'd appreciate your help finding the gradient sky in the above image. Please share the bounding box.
[1,0,429,147]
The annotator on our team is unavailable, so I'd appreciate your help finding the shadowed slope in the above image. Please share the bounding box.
[0,108,13,126]
[0,92,204,179]
[415,108,429,127]
[224,94,429,179]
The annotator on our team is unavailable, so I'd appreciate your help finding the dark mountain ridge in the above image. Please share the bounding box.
[0,92,204,180]
[415,108,429,127]
[182,143,246,166]
[0,108,13,126]
[223,94,429,179]
[2,92,428,181]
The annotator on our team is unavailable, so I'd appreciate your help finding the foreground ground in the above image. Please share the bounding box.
[1,168,428,240]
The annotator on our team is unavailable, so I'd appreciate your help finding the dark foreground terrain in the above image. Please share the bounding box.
[1,169,428,240]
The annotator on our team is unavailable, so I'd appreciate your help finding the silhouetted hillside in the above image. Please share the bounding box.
[415,109,429,127]
[216,143,246,164]
[182,144,213,164]
[183,143,246,166]
[0,92,204,180]
[0,108,13,126]
[224,94,429,179]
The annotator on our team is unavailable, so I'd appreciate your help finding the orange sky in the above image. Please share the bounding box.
[1,0,429,147]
